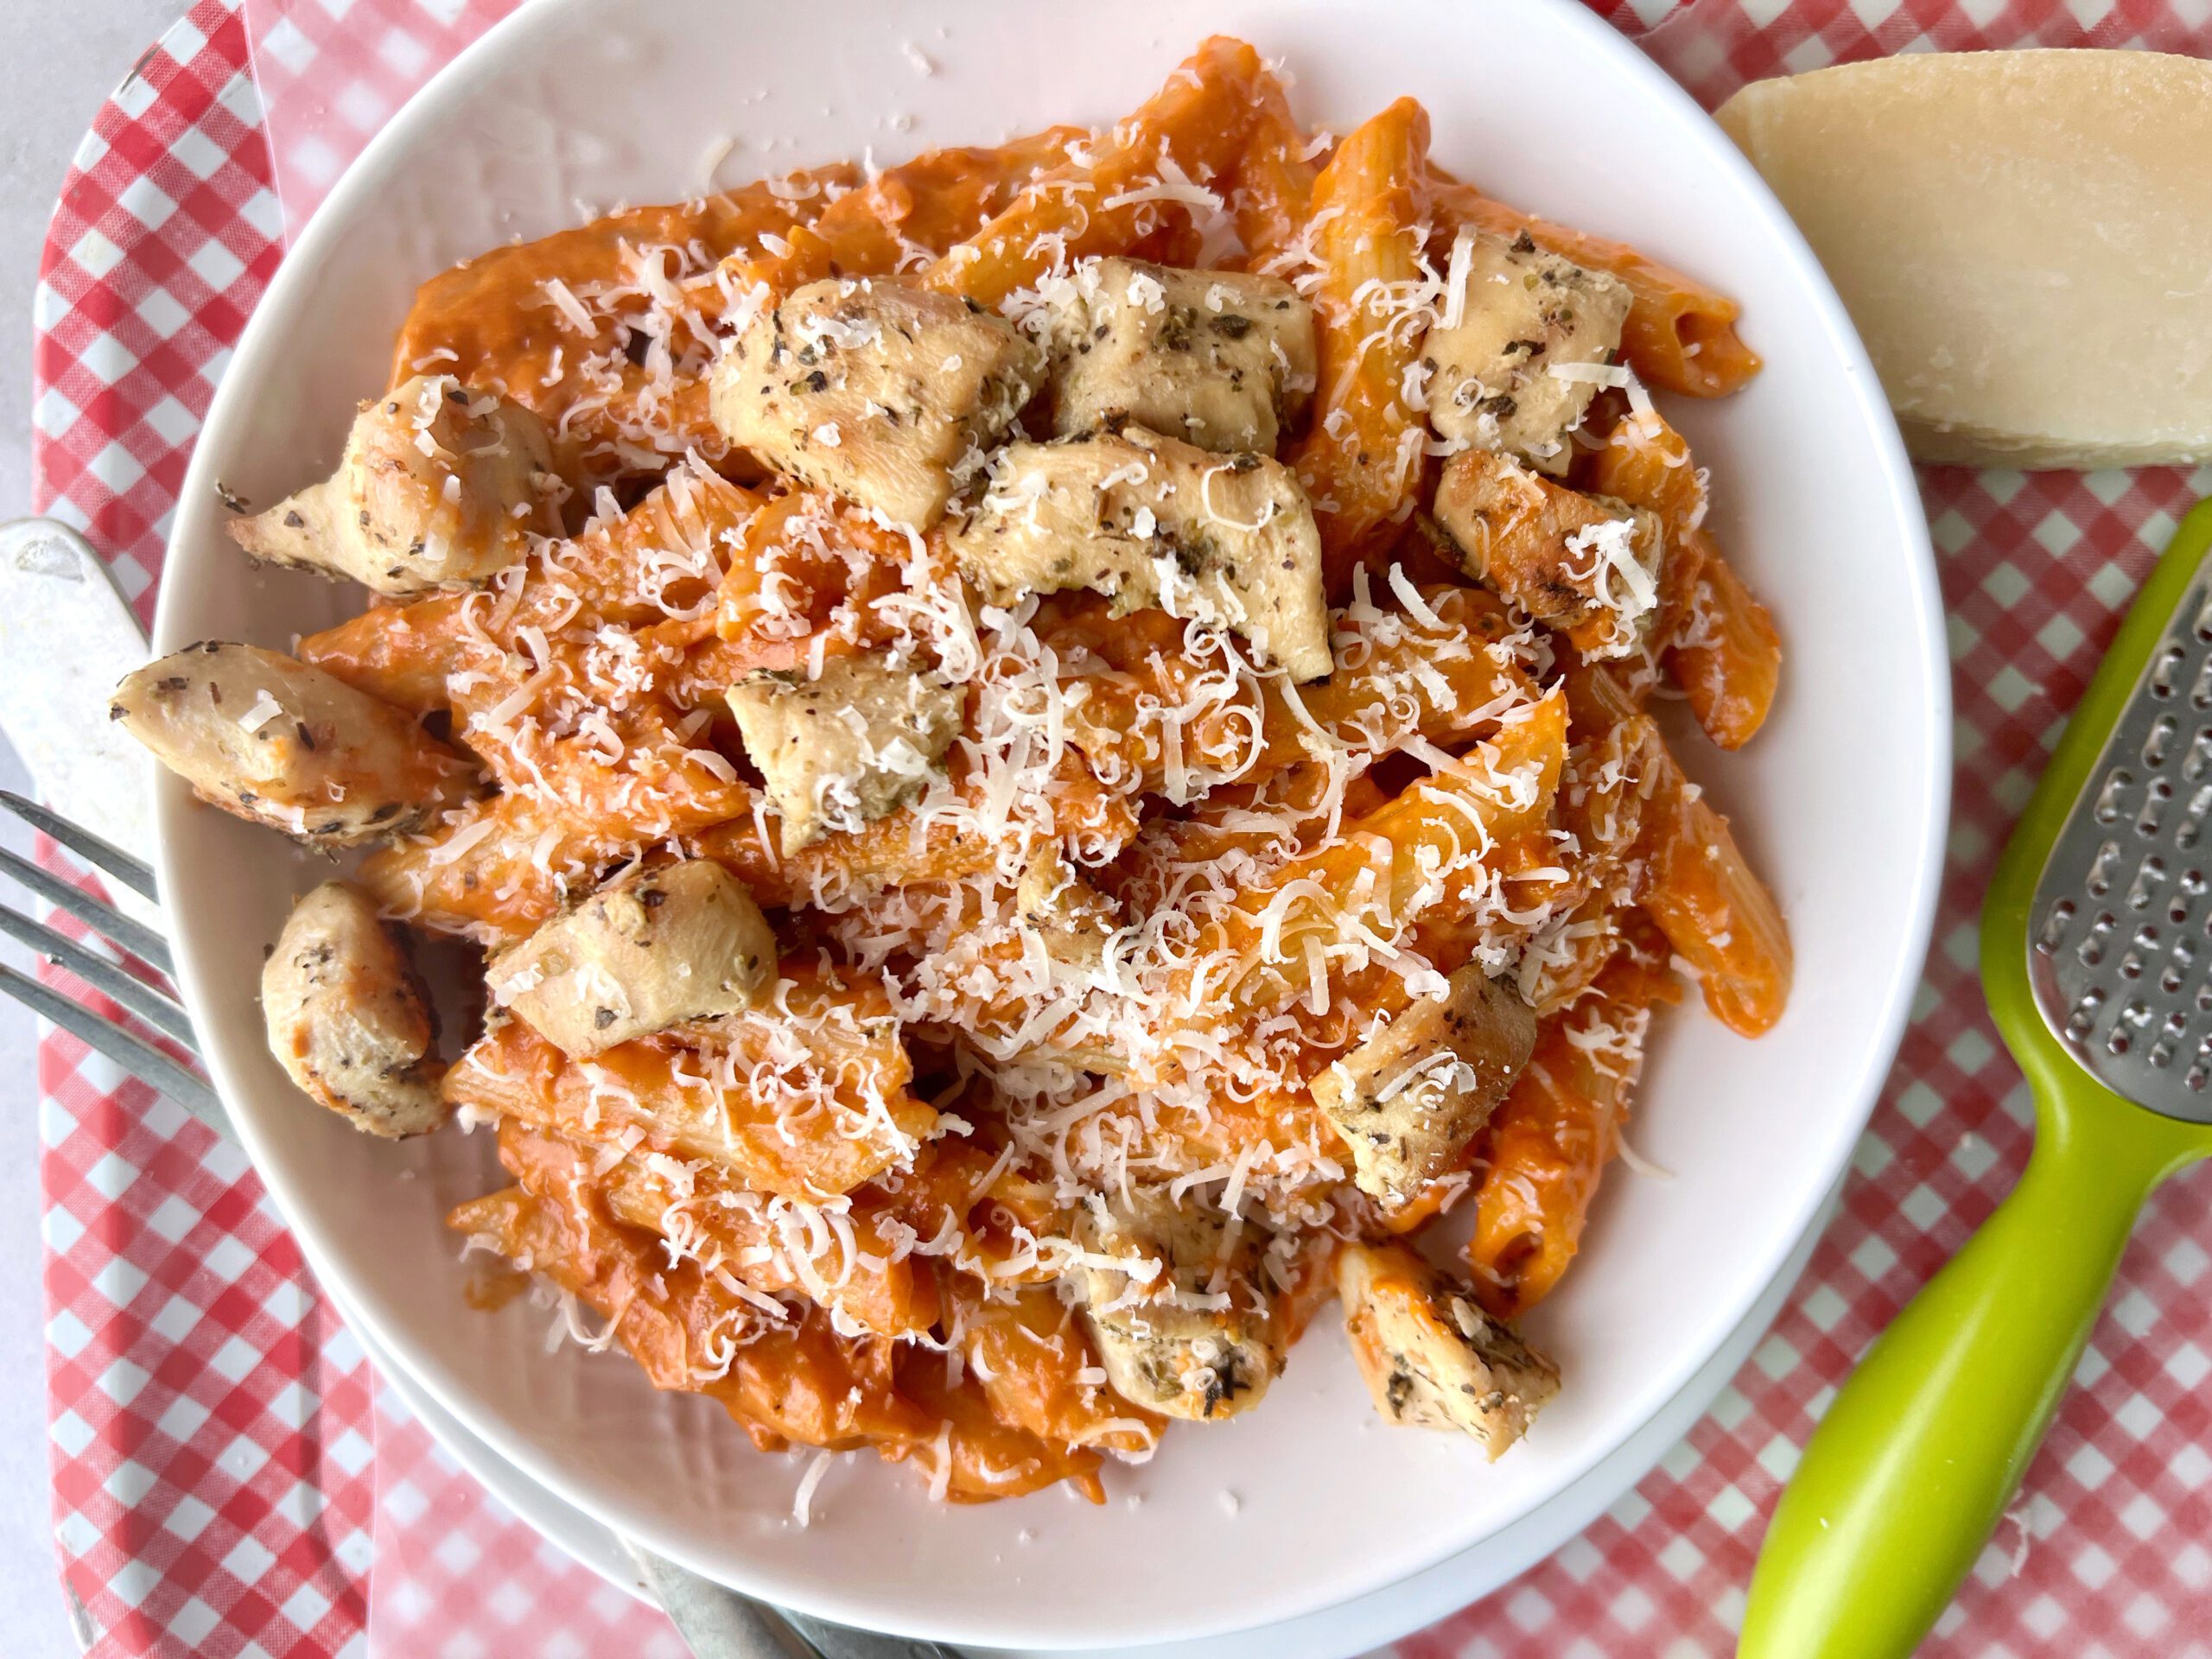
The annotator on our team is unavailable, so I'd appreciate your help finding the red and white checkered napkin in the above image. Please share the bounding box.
[30,1,2212,1654]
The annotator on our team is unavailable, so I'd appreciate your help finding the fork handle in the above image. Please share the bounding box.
[1738,1087,2194,1657]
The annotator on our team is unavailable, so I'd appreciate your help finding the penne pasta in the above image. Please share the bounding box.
[392,166,860,478]
[1428,174,1761,398]
[1465,920,1681,1319]
[1668,550,1784,752]
[444,962,935,1198]
[1285,99,1435,598]
[1584,410,1782,748]
[919,37,1269,308]
[1630,722,1793,1037]
[448,1182,933,1452]
[727,129,1088,299]
[1228,71,1321,267]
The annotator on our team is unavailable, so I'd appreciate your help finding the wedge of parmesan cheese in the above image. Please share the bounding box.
[1717,50,2212,469]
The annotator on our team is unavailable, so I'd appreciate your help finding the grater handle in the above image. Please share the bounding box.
[1738,1089,2182,1658]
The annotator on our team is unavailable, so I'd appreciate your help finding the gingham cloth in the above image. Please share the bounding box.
[29,2,2212,1654]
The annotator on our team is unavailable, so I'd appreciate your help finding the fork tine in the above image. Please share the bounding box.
[0,901,198,1046]
[0,964,232,1140]
[0,846,173,974]
[0,790,157,902]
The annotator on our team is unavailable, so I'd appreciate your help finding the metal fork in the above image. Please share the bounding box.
[0,788,229,1138]
[0,787,957,1659]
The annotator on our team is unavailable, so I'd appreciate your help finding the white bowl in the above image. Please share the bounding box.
[154,0,1948,1647]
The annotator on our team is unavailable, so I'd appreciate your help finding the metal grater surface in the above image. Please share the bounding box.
[2031,545,2212,1124]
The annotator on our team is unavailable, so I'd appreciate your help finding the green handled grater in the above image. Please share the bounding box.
[1739,499,2212,1656]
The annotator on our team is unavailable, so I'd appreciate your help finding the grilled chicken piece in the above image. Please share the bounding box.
[1016,845,1118,971]
[228,375,563,594]
[1337,1241,1560,1457]
[1312,963,1536,1213]
[262,881,446,1138]
[112,643,475,848]
[1425,230,1631,473]
[724,653,963,854]
[486,860,777,1058]
[709,277,1046,529]
[1045,257,1317,454]
[1072,1192,1286,1421]
[947,426,1331,681]
[1431,451,1665,661]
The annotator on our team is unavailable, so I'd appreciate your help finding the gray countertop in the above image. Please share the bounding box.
[1,4,203,1655]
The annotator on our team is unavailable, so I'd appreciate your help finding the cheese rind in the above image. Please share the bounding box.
[1717,50,2212,469]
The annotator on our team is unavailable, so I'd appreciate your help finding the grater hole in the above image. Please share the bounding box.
[2145,714,2181,768]
[2035,899,2076,955]
[2190,731,2212,782]
[2068,982,2104,1039]
[2153,645,2187,699]
[2094,772,2132,826]
[2080,913,2116,966]
[2127,856,2169,910]
[2089,841,2124,897]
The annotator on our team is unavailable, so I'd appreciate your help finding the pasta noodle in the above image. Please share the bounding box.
[919,36,1270,308]
[1465,917,1681,1319]
[1584,409,1782,748]
[1427,174,1762,398]
[1284,99,1435,598]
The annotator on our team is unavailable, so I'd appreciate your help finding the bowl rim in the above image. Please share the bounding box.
[155,0,1952,1643]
